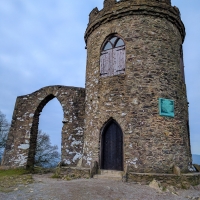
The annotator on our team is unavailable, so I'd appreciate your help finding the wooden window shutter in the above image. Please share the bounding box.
[113,46,125,75]
[100,49,113,77]
[100,35,125,77]
[100,51,108,77]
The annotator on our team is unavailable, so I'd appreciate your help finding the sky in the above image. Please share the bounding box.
[0,0,199,155]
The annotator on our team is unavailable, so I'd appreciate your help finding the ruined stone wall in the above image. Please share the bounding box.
[83,0,191,173]
[2,86,85,168]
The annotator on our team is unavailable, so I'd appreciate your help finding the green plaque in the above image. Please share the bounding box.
[159,98,174,118]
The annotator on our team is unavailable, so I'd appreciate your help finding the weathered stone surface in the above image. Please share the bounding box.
[2,0,192,176]
[128,172,200,189]
[173,165,181,176]
[149,179,162,191]
[58,167,90,180]
[2,86,85,168]
[83,0,191,173]
[194,164,200,172]
[85,0,184,44]
[93,170,123,180]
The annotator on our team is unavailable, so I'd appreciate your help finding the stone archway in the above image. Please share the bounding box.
[27,94,59,168]
[2,85,85,168]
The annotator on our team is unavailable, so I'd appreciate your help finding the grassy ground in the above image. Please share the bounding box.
[0,169,33,192]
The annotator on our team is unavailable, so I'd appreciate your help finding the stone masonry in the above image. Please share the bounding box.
[2,86,85,168]
[2,0,192,174]
[82,0,191,173]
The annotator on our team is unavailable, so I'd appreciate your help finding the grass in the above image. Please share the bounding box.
[0,168,28,177]
[51,174,61,179]
[0,169,33,193]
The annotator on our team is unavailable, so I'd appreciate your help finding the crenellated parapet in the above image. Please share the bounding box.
[89,7,99,23]
[85,0,184,45]
[104,0,116,9]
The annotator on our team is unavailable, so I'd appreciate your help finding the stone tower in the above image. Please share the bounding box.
[82,0,191,173]
[2,0,192,175]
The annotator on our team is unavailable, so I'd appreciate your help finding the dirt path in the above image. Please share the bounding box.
[0,174,200,200]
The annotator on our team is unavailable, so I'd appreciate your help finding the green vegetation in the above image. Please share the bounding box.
[51,174,61,179]
[0,168,28,177]
[51,167,61,179]
[0,169,33,193]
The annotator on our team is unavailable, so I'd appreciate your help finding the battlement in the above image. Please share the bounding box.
[86,0,184,44]
[89,0,173,22]
[104,0,171,8]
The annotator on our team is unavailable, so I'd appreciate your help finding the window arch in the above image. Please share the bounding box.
[100,35,125,77]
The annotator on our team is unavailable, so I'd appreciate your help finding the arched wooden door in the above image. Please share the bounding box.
[101,120,123,171]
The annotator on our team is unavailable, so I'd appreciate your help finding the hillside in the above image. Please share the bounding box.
[192,154,200,165]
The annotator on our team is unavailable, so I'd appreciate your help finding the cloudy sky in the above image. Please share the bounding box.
[0,0,199,155]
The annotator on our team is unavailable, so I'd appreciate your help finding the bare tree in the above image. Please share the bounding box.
[0,110,10,160]
[35,130,61,168]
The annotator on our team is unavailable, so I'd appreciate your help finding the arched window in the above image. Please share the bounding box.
[100,35,125,77]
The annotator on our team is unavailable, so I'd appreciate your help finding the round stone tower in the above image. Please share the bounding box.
[82,0,191,173]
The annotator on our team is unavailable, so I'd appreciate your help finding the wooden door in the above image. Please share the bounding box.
[101,121,123,170]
